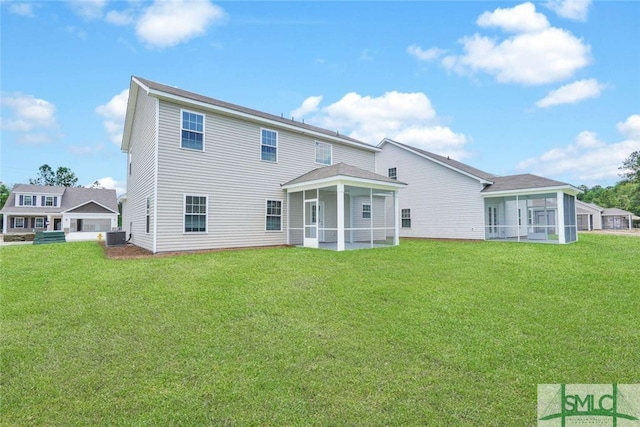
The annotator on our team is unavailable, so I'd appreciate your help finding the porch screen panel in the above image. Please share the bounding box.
[563,193,577,242]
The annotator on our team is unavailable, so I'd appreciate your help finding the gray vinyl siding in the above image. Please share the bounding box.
[376,143,485,240]
[153,100,376,252]
[122,89,157,252]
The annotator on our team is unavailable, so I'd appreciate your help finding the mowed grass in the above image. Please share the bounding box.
[1,234,639,426]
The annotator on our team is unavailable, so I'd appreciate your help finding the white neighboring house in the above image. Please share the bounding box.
[375,139,582,244]
[120,76,405,253]
[1,184,119,241]
[576,200,604,231]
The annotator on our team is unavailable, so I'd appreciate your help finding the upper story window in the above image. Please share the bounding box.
[362,203,371,219]
[181,110,204,151]
[19,195,36,206]
[315,141,332,165]
[261,129,277,162]
[388,167,397,180]
[42,196,57,207]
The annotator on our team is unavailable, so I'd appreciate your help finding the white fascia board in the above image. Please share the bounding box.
[482,185,582,198]
[147,88,380,152]
[121,78,145,153]
[62,200,119,214]
[283,175,407,193]
[380,139,492,184]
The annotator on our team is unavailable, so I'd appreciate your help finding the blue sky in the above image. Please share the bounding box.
[1,0,639,195]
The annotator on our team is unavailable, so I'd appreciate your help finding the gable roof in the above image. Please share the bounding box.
[0,184,118,214]
[601,207,633,216]
[481,174,572,193]
[378,139,496,183]
[282,162,406,189]
[122,76,378,153]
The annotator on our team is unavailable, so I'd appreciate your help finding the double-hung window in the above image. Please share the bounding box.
[20,195,35,206]
[44,196,55,207]
[265,200,282,231]
[35,217,45,228]
[14,217,25,228]
[402,209,411,228]
[388,167,397,180]
[261,129,277,162]
[181,110,204,150]
[184,195,207,233]
[315,141,332,165]
[146,197,151,234]
[362,203,371,219]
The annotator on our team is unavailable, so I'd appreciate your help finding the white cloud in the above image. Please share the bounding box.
[477,2,549,33]
[407,45,445,62]
[0,93,56,132]
[7,2,34,17]
[516,116,640,184]
[290,96,323,119]
[616,114,640,140]
[66,0,107,20]
[136,0,227,48]
[437,3,591,85]
[105,9,134,26]
[292,91,470,159]
[86,176,126,196]
[536,78,606,108]
[545,0,591,21]
[95,88,129,145]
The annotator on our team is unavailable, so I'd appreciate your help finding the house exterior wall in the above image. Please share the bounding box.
[123,89,158,252]
[376,142,486,240]
[132,95,377,252]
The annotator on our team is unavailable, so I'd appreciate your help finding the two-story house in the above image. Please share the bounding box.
[120,77,406,253]
[1,185,118,239]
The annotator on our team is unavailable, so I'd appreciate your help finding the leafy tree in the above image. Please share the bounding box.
[619,150,640,183]
[0,182,9,229]
[29,164,79,187]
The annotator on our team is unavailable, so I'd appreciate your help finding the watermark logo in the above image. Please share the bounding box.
[538,384,640,426]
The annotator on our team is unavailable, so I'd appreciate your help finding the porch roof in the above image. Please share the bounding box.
[481,174,581,196]
[282,163,407,191]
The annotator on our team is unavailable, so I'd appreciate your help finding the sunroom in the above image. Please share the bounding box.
[282,163,407,251]
[481,175,582,244]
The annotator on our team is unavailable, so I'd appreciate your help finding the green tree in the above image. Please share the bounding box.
[619,150,640,183]
[0,182,9,229]
[29,164,79,187]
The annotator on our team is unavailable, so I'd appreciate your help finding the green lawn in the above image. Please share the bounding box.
[1,234,638,426]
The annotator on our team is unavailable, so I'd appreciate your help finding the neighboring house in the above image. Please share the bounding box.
[601,208,637,230]
[375,139,581,244]
[1,184,118,240]
[576,200,604,231]
[120,76,406,253]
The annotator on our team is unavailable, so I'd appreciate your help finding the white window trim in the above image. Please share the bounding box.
[35,217,45,228]
[180,109,205,152]
[21,195,34,207]
[44,196,55,207]
[401,208,411,228]
[265,199,283,232]
[183,194,208,234]
[260,128,278,163]
[388,167,397,180]
[362,203,371,219]
[15,217,25,228]
[314,141,333,165]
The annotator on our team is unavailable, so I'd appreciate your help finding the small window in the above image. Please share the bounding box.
[388,167,397,180]
[21,195,35,206]
[261,129,277,162]
[184,195,207,233]
[181,110,204,150]
[315,141,332,165]
[265,200,282,231]
[45,196,55,207]
[362,203,371,219]
[35,217,45,228]
[402,208,411,228]
[146,197,151,234]
[15,217,25,228]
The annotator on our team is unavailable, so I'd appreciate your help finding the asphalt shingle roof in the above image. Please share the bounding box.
[283,163,406,187]
[1,184,118,214]
[481,174,570,193]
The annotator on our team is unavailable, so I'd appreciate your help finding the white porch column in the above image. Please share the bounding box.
[2,214,6,234]
[557,191,566,244]
[337,183,345,251]
[369,188,374,248]
[286,191,291,245]
[394,190,400,246]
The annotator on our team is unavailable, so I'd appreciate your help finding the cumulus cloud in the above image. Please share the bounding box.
[515,115,640,184]
[105,9,134,26]
[477,2,549,33]
[545,0,591,21]
[95,88,129,145]
[0,93,56,139]
[66,0,107,20]
[7,1,35,17]
[87,176,126,196]
[407,45,445,62]
[136,0,227,48]
[536,78,606,108]
[291,96,322,119]
[292,91,470,159]
[413,2,591,85]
